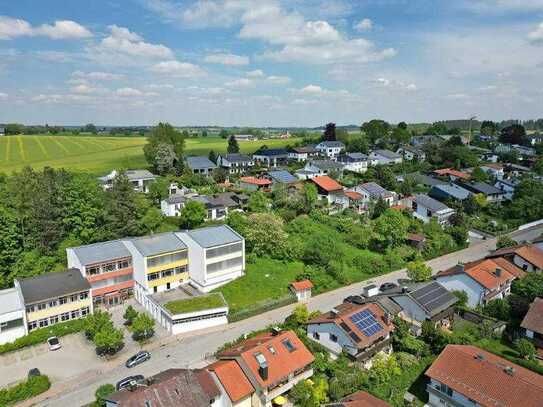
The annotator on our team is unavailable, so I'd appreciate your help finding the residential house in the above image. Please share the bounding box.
[125,232,189,297]
[527,133,543,146]
[388,281,458,332]
[425,344,543,407]
[433,168,470,181]
[504,162,531,177]
[399,172,445,188]
[411,194,456,225]
[429,183,471,202]
[351,182,396,206]
[98,169,158,193]
[217,154,255,175]
[237,176,272,192]
[407,233,426,251]
[67,240,134,306]
[369,149,403,166]
[302,160,345,177]
[216,330,314,407]
[495,143,536,158]
[311,175,344,204]
[15,269,92,333]
[0,288,25,345]
[200,193,245,220]
[290,280,313,303]
[480,163,504,180]
[288,146,319,162]
[342,190,366,213]
[252,148,289,167]
[315,140,345,159]
[325,391,391,407]
[207,360,256,407]
[186,156,217,176]
[455,180,506,203]
[521,297,543,352]
[161,194,188,217]
[396,145,426,162]
[488,243,543,273]
[411,135,443,147]
[435,258,525,308]
[267,170,300,193]
[177,225,245,293]
[494,178,519,200]
[105,368,222,407]
[307,302,394,366]
[337,152,369,173]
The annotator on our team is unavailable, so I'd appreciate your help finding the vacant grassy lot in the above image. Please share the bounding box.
[0,135,302,174]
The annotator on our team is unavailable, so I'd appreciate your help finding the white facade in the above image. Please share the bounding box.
[412,200,455,225]
[0,288,26,345]
[369,151,403,165]
[315,142,345,159]
[435,273,511,308]
[160,197,184,217]
[427,378,479,407]
[511,254,541,273]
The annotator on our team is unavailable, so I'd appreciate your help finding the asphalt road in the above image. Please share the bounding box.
[24,224,543,407]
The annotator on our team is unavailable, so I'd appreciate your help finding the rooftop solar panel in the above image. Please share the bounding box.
[349,309,383,337]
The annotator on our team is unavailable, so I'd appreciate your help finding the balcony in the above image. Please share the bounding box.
[266,368,314,402]
[426,385,465,407]
[87,267,133,283]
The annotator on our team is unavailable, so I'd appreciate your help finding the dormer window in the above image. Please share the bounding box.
[282,339,296,352]
[268,345,276,355]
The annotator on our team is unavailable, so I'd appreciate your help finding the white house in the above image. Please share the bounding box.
[480,163,504,180]
[161,194,187,217]
[216,154,254,174]
[489,243,543,273]
[185,156,217,176]
[351,182,396,206]
[303,160,345,177]
[0,288,26,345]
[521,297,543,351]
[411,194,455,225]
[337,152,369,173]
[369,149,403,165]
[98,169,158,193]
[397,146,426,162]
[288,146,320,162]
[290,280,314,302]
[315,140,345,159]
[176,225,245,293]
[494,178,518,200]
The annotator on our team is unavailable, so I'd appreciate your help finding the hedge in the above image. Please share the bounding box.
[0,318,86,355]
[227,294,297,323]
[0,375,50,406]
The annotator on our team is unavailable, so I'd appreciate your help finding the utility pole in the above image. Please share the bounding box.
[468,115,477,145]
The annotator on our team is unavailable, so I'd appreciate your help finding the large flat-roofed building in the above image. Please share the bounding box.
[67,240,134,307]
[0,288,26,345]
[177,225,245,292]
[124,232,189,299]
[15,269,92,332]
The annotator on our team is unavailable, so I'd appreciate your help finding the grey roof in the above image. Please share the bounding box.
[400,281,458,317]
[413,194,452,213]
[165,194,187,205]
[318,140,345,148]
[372,149,401,159]
[253,148,288,157]
[224,153,252,162]
[310,160,344,170]
[186,156,217,170]
[431,184,471,200]
[183,225,243,248]
[18,269,91,304]
[338,152,368,163]
[124,169,157,180]
[70,240,131,266]
[0,288,23,315]
[406,173,445,187]
[359,182,392,198]
[268,170,298,184]
[128,232,186,257]
[457,181,503,196]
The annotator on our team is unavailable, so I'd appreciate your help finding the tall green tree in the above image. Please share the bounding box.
[406,260,432,282]
[248,191,269,213]
[103,174,140,239]
[373,209,409,250]
[227,136,240,153]
[144,123,186,174]
[208,150,217,164]
[132,313,155,341]
[361,120,391,145]
[94,326,124,355]
[323,122,336,141]
[500,124,526,145]
[179,200,206,229]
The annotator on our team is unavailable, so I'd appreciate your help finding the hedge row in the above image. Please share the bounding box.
[0,318,86,355]
[0,375,50,406]
[227,294,297,323]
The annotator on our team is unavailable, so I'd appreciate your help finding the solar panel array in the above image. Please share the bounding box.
[411,282,456,313]
[349,309,383,337]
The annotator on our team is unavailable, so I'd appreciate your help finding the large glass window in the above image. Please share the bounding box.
[146,251,187,268]
[206,243,242,260]
[206,256,243,274]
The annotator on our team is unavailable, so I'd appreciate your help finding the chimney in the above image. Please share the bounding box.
[504,366,515,376]
[271,326,281,336]
[256,355,268,381]
[383,313,392,325]
[495,268,502,277]
[331,308,339,317]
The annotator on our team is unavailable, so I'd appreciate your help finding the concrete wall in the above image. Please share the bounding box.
[0,309,26,345]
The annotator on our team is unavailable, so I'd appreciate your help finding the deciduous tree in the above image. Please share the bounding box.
[179,200,206,229]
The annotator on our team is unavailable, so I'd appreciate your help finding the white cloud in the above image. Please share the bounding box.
[375,77,417,91]
[0,92,7,100]
[354,18,373,32]
[300,84,323,94]
[225,77,254,88]
[149,60,206,77]
[461,0,543,13]
[0,16,92,40]
[116,87,143,97]
[246,69,264,77]
[528,22,543,44]
[96,25,173,59]
[70,84,104,94]
[204,52,249,65]
[266,75,291,84]
[72,71,125,81]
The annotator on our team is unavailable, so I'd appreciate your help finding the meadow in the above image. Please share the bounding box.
[0,135,301,174]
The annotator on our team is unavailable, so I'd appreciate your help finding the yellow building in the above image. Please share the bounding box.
[15,269,92,332]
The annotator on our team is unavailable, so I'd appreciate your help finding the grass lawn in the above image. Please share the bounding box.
[163,293,226,314]
[214,258,304,315]
[0,135,303,174]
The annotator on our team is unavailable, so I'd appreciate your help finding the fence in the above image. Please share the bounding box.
[228,294,297,323]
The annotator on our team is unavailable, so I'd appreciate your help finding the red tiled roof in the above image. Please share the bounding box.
[481,163,504,170]
[437,258,523,290]
[218,330,314,389]
[426,345,543,407]
[208,360,254,403]
[344,191,363,201]
[311,175,343,192]
[433,168,471,179]
[239,176,272,186]
[308,302,394,350]
[291,280,314,291]
[521,297,543,334]
[491,244,543,270]
[332,391,392,407]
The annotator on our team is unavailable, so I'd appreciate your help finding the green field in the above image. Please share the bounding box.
[0,135,302,174]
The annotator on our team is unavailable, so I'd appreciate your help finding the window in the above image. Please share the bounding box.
[146,251,187,268]
[88,266,100,276]
[49,316,59,325]
[282,339,296,352]
[39,319,49,328]
[49,300,57,307]
[71,310,79,319]
[118,259,131,269]
[268,346,276,355]
[70,294,78,302]
[28,321,37,331]
[144,401,152,407]
[37,303,46,311]
[147,272,160,281]
[26,305,34,313]
[330,334,338,343]
[313,332,320,340]
[61,313,70,321]
[59,297,67,305]
[439,383,453,397]
[206,242,243,260]
[81,307,89,316]
[206,256,243,274]
[79,292,88,300]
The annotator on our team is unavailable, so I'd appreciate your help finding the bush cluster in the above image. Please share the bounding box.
[0,375,50,405]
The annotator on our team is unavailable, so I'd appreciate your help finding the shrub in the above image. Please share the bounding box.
[0,375,50,405]
[123,305,139,326]
[94,383,115,407]
[516,338,536,360]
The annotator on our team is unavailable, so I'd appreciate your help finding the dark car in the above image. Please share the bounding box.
[116,375,145,391]
[125,351,150,368]
[344,295,365,305]
[379,282,398,292]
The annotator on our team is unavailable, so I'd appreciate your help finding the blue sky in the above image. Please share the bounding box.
[1,0,543,126]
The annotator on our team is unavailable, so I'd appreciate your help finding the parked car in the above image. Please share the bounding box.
[125,351,150,368]
[116,375,145,391]
[28,368,41,378]
[47,336,61,351]
[379,282,398,292]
